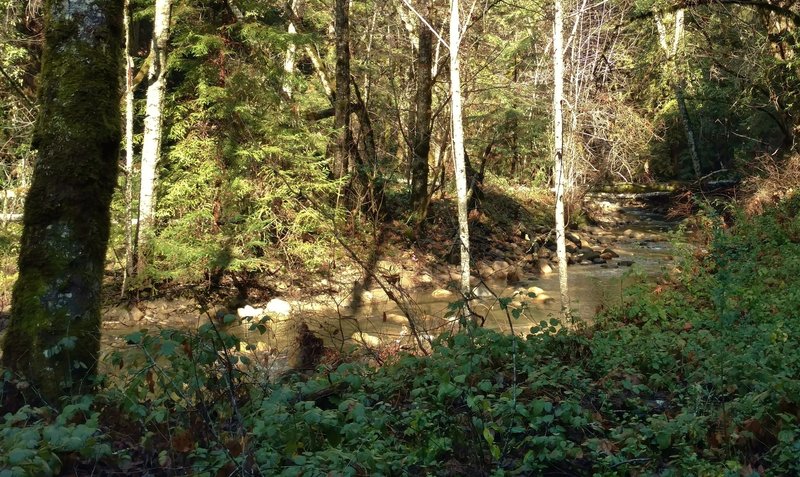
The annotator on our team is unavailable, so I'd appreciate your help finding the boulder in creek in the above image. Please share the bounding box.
[600,248,619,259]
[592,257,607,264]
[527,286,545,296]
[536,259,553,274]
[618,260,635,267]
[383,313,409,325]
[266,298,292,318]
[238,305,265,319]
[566,232,582,248]
[432,288,453,299]
[577,248,600,261]
[351,331,382,348]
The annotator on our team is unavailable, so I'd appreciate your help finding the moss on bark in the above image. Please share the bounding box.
[1,0,122,406]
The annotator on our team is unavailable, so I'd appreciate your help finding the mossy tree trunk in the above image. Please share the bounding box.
[1,0,122,405]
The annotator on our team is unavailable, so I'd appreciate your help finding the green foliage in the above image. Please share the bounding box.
[0,396,111,476]
[9,197,800,474]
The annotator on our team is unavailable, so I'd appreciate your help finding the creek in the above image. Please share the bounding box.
[101,194,686,375]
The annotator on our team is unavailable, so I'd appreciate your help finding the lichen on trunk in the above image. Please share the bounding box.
[1,0,122,406]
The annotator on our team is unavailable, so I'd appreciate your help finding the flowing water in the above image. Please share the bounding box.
[101,199,685,374]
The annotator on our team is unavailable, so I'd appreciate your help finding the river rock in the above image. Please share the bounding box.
[432,288,453,299]
[527,286,545,296]
[618,260,635,267]
[491,260,511,280]
[351,331,382,347]
[398,272,415,289]
[238,304,265,319]
[266,298,292,318]
[384,313,409,325]
[532,293,555,304]
[536,259,553,274]
[600,248,619,259]
[506,266,522,284]
[592,257,606,264]
[566,232,582,248]
[476,261,494,279]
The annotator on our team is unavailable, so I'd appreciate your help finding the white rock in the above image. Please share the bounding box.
[265,298,292,316]
[351,331,382,347]
[237,305,265,319]
[432,288,453,299]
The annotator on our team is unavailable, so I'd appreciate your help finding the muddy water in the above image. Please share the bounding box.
[101,203,684,374]
[331,226,677,345]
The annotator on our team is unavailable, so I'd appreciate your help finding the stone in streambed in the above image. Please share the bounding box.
[600,248,619,259]
[432,288,453,299]
[536,259,553,274]
[266,298,292,318]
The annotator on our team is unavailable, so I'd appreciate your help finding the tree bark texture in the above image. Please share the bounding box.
[123,0,136,292]
[553,0,571,317]
[449,0,471,300]
[333,0,351,179]
[137,0,172,275]
[410,2,433,223]
[2,0,122,404]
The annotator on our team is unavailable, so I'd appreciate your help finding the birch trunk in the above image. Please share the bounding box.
[122,0,136,292]
[2,0,122,404]
[553,0,571,318]
[450,0,471,302]
[655,10,701,178]
[282,0,302,99]
[137,0,172,274]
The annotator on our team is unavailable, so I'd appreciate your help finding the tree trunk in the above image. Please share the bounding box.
[123,0,136,293]
[2,0,122,405]
[137,0,172,275]
[674,83,702,178]
[655,10,701,178]
[410,1,433,224]
[450,0,471,303]
[333,0,351,179]
[553,0,571,318]
[282,0,303,99]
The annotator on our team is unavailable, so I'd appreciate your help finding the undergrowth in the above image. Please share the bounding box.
[3,197,800,476]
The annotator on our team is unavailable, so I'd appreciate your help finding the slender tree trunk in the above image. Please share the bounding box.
[122,0,136,293]
[410,1,433,224]
[674,84,701,178]
[450,0,471,302]
[655,10,701,178]
[2,0,122,405]
[553,0,570,318]
[282,0,302,99]
[333,0,351,179]
[137,0,172,275]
